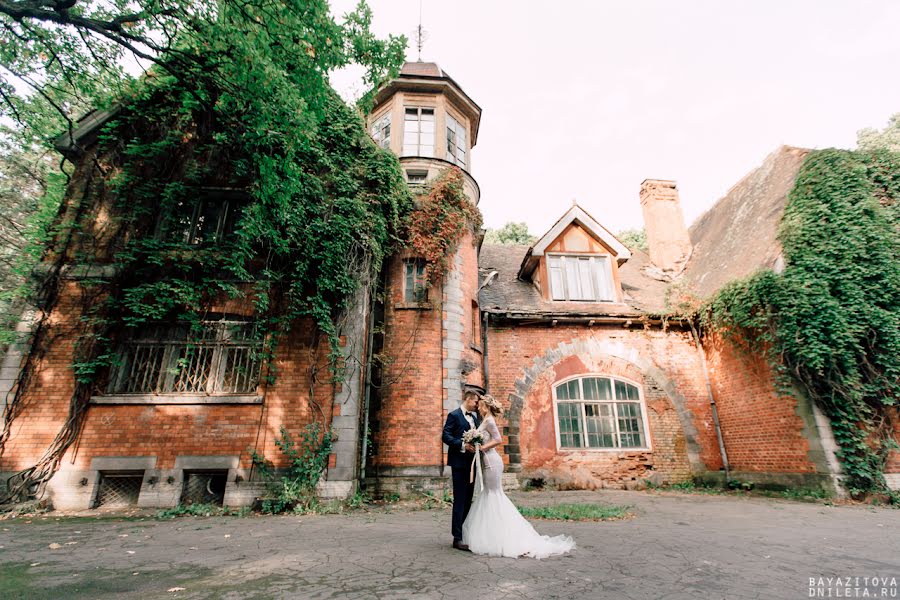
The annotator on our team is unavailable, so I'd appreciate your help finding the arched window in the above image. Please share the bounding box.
[553,376,650,450]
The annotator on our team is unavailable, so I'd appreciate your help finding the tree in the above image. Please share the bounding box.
[617,228,647,252]
[857,113,900,153]
[484,222,536,245]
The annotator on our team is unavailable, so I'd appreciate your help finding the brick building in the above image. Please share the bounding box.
[1,62,896,510]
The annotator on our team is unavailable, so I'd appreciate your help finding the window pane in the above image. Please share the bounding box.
[557,403,583,448]
[585,403,615,447]
[549,259,566,300]
[616,402,645,447]
[565,379,580,400]
[615,380,629,400]
[576,258,595,300]
[405,108,418,119]
[556,381,569,401]
[564,256,581,300]
[583,377,598,400]
[592,256,614,301]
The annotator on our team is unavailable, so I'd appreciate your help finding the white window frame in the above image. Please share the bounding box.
[370,111,391,150]
[445,113,467,168]
[547,253,616,302]
[402,106,435,157]
[551,374,652,452]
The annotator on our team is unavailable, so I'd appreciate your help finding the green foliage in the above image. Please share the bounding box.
[483,222,536,245]
[858,113,900,152]
[156,503,250,519]
[617,228,648,252]
[252,423,335,514]
[407,167,482,286]
[705,148,900,494]
[516,503,629,521]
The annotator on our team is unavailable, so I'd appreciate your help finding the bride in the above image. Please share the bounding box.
[462,394,576,558]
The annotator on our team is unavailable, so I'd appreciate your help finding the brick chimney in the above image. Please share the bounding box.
[639,179,692,273]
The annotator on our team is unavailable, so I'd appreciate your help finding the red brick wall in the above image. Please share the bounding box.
[486,323,716,488]
[371,253,444,469]
[2,281,334,474]
[703,332,817,473]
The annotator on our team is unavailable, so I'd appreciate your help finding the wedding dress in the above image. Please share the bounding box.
[462,416,576,558]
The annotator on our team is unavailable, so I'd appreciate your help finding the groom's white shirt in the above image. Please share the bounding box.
[461,409,476,453]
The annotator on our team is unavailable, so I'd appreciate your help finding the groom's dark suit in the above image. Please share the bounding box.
[442,406,481,544]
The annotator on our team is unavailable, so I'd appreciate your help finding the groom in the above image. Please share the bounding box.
[442,387,482,551]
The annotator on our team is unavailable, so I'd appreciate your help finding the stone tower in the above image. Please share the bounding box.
[364,61,484,494]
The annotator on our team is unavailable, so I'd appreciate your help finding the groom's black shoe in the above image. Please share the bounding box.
[452,540,471,552]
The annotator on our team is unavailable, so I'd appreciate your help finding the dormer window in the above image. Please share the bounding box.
[371,112,391,150]
[402,107,435,157]
[446,114,467,168]
[548,254,615,302]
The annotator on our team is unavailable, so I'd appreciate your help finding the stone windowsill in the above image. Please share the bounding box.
[393,301,433,311]
[91,394,263,405]
[469,343,483,354]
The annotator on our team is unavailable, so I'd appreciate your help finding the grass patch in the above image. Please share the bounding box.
[156,503,251,519]
[516,503,630,521]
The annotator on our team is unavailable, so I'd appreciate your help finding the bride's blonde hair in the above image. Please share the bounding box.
[479,394,502,417]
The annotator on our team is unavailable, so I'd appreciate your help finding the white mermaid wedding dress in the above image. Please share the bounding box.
[462,416,576,558]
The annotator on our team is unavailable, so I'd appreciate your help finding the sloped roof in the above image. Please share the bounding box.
[479,243,668,318]
[682,145,810,298]
[400,61,446,78]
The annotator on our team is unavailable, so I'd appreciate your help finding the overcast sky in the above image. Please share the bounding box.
[330,0,900,236]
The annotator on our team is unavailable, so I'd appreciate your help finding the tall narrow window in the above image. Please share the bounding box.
[547,255,615,302]
[403,259,427,302]
[471,301,481,347]
[553,376,648,450]
[446,114,467,168]
[371,112,391,150]
[402,107,435,157]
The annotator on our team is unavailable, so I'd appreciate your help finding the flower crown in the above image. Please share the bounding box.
[479,394,502,413]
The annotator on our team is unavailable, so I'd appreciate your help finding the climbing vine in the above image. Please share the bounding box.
[1,2,411,502]
[406,167,482,286]
[703,148,900,495]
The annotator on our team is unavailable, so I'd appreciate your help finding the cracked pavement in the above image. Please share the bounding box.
[1,489,898,599]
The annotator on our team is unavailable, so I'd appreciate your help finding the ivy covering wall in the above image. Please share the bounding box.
[705,148,900,494]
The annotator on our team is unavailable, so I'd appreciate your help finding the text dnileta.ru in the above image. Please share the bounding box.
[809,577,898,598]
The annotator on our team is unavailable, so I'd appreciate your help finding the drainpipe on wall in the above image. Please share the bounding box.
[688,321,730,482]
[481,312,490,391]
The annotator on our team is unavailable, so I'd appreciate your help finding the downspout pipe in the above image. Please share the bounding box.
[688,320,730,482]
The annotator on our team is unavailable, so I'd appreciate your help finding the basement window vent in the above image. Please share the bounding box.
[181,471,228,506]
[95,472,144,508]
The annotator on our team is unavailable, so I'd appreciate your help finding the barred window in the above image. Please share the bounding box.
[109,320,261,395]
[554,376,649,450]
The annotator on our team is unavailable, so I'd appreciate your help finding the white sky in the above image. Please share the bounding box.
[330,0,900,236]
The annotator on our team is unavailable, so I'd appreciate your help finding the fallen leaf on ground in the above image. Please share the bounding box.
[224,534,231,538]
[66,541,78,545]
[167,587,186,592]
[126,551,135,555]
[48,543,61,549]
[30,563,41,567]
[119,534,128,538]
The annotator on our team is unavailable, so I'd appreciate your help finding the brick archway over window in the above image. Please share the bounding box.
[504,337,703,475]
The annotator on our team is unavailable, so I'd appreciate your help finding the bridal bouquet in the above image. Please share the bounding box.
[462,428,484,446]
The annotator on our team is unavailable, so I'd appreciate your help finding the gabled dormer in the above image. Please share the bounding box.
[518,204,631,304]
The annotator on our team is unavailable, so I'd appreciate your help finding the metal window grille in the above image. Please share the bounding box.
[181,471,228,506]
[111,320,261,395]
[95,472,144,508]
